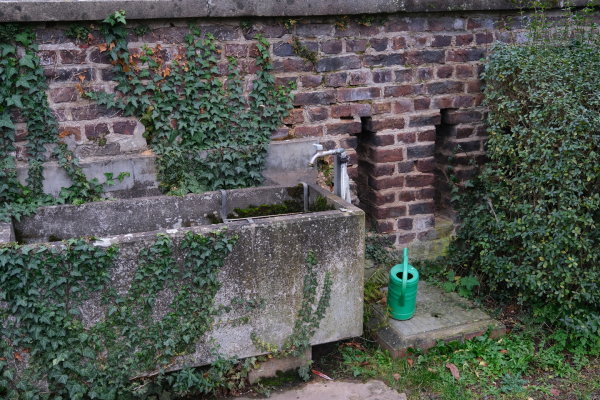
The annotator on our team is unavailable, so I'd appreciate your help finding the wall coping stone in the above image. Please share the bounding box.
[0,0,588,22]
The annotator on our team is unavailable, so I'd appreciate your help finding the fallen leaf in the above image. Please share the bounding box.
[311,369,333,381]
[13,352,23,362]
[78,74,86,82]
[393,373,400,381]
[445,362,460,380]
[550,388,560,396]
[499,349,508,354]
[407,358,414,367]
[98,43,108,52]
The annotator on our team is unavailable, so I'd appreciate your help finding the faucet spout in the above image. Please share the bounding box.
[308,148,344,166]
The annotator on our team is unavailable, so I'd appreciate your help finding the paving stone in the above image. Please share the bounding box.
[368,282,505,357]
[235,380,406,400]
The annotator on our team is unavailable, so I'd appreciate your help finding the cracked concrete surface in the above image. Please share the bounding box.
[235,380,407,400]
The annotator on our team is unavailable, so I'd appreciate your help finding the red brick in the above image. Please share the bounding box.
[476,32,494,44]
[367,132,395,146]
[467,80,483,93]
[446,48,486,63]
[372,69,393,83]
[427,81,464,95]
[417,129,436,142]
[455,64,474,78]
[85,123,110,140]
[307,107,329,122]
[372,205,407,219]
[455,34,474,46]
[358,160,395,177]
[416,187,436,200]
[72,105,114,120]
[317,55,361,72]
[349,71,369,85]
[432,96,454,109]
[331,103,372,118]
[336,87,380,102]
[436,65,454,79]
[393,99,413,113]
[293,91,335,106]
[415,158,436,172]
[38,50,57,66]
[395,69,413,83]
[326,72,348,87]
[416,67,434,81]
[408,114,441,128]
[274,58,314,73]
[396,132,416,144]
[431,35,452,47]
[413,98,431,110]
[275,76,297,87]
[405,50,445,65]
[283,108,305,124]
[443,110,484,124]
[391,37,407,49]
[49,87,78,103]
[60,49,86,64]
[224,43,250,57]
[272,127,291,140]
[375,220,395,233]
[397,218,413,230]
[368,176,404,190]
[428,17,466,31]
[346,39,368,52]
[113,121,137,135]
[321,40,343,54]
[399,190,417,202]
[407,144,435,158]
[364,54,405,67]
[369,38,388,51]
[384,85,414,98]
[294,126,323,137]
[456,126,475,138]
[364,190,396,206]
[327,121,362,135]
[369,147,404,163]
[366,117,405,132]
[453,95,476,108]
[409,201,435,215]
[300,75,323,88]
[372,102,391,115]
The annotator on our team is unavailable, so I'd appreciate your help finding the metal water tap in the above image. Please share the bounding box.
[308,144,352,203]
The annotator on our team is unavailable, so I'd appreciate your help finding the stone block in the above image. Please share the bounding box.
[368,282,505,357]
[248,348,312,384]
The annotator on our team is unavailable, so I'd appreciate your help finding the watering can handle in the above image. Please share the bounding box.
[402,248,408,296]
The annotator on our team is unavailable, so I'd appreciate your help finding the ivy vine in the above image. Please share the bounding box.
[0,26,107,222]
[252,251,333,381]
[88,11,295,195]
[0,230,245,399]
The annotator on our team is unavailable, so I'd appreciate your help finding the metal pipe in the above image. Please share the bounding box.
[308,145,352,203]
[308,148,345,166]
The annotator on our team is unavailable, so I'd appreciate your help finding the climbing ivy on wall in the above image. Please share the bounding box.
[0,230,243,399]
[88,11,295,195]
[0,26,105,222]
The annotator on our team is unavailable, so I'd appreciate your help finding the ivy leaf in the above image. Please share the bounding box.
[19,54,36,69]
[0,114,15,129]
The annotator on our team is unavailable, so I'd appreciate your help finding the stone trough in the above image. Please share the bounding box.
[1,183,364,373]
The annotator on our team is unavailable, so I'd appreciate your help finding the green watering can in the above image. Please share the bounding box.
[387,248,419,320]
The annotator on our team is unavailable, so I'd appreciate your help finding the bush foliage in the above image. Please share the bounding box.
[448,12,600,339]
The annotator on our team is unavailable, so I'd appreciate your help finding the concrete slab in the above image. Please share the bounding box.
[368,282,505,358]
[236,380,406,400]
[248,348,312,384]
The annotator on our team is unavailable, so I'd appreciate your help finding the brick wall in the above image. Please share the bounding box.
[15,12,531,247]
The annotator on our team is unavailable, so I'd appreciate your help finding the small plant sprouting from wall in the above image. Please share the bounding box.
[88,11,295,195]
[291,37,318,65]
[252,251,333,380]
[0,230,246,398]
[0,27,109,222]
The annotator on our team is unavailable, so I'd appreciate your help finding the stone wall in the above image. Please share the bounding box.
[5,7,540,250]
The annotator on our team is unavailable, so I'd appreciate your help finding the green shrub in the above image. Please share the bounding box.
[447,11,600,340]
